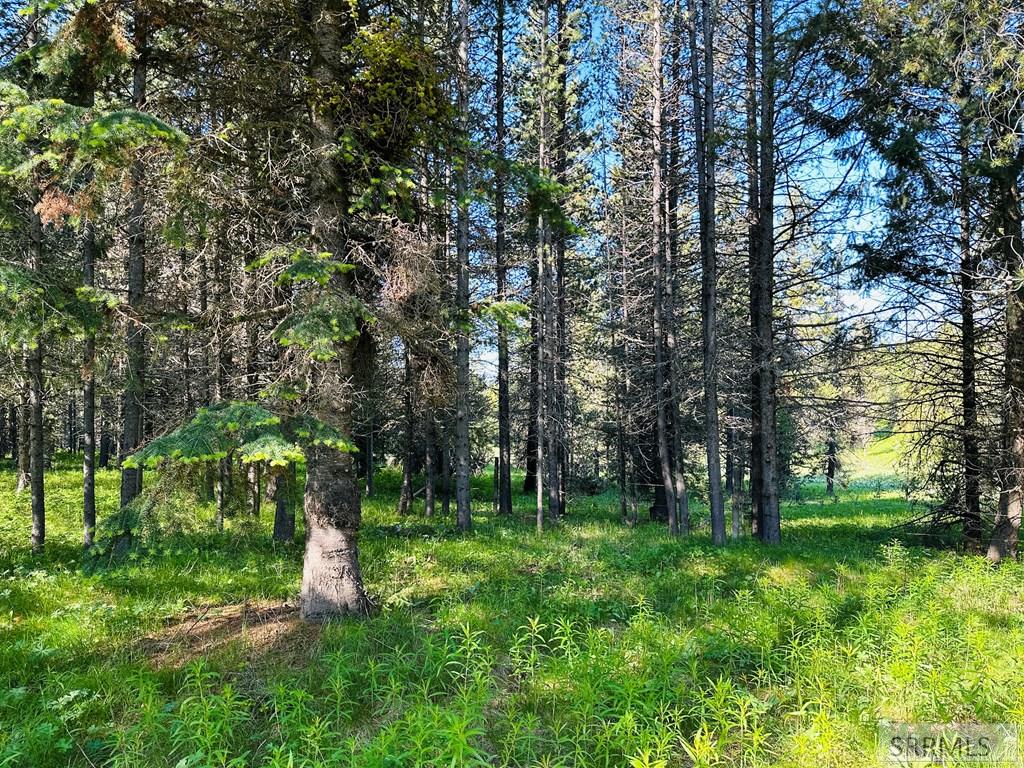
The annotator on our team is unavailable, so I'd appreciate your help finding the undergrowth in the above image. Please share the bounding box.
[1,455,1022,767]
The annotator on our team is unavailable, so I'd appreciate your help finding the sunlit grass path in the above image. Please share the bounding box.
[2,456,1022,767]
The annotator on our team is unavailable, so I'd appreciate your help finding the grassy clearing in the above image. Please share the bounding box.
[1,456,1022,767]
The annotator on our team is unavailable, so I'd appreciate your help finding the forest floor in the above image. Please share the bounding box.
[1,452,1023,768]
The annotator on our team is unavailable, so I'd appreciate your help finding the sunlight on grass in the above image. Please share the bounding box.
[1,455,1022,767]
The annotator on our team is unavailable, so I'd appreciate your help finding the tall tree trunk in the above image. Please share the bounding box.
[495,0,513,516]
[534,0,550,533]
[652,0,678,535]
[453,0,473,532]
[120,9,148,509]
[745,0,762,538]
[524,265,540,495]
[300,0,372,620]
[987,170,1024,564]
[615,199,630,524]
[756,0,781,543]
[27,211,46,553]
[959,133,982,546]
[688,0,723,543]
[554,0,570,520]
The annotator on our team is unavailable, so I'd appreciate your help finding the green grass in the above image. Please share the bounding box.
[1,455,1022,767]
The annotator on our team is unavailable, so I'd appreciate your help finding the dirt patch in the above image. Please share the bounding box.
[140,601,321,669]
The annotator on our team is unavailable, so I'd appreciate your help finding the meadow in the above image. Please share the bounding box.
[1,453,1022,768]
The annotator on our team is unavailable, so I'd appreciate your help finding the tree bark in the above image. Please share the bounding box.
[398,350,415,516]
[273,464,296,543]
[688,0,724,543]
[745,0,762,538]
[987,170,1024,564]
[424,414,436,518]
[755,0,781,543]
[454,0,473,532]
[495,0,513,516]
[300,0,372,619]
[83,220,97,548]
[120,8,148,509]
[959,133,982,546]
[652,0,678,535]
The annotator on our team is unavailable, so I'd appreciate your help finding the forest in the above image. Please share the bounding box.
[0,0,1022,765]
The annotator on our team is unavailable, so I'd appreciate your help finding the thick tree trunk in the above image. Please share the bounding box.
[301,442,371,618]
[453,0,473,532]
[299,0,372,619]
[120,11,148,509]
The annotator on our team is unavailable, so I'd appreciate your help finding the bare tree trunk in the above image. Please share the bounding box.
[424,414,436,518]
[364,420,375,498]
[273,464,296,542]
[652,0,678,536]
[666,8,689,534]
[745,0,762,538]
[398,350,415,516]
[756,0,781,543]
[688,0,724,544]
[16,391,28,494]
[524,267,540,495]
[83,220,97,548]
[554,0,570,520]
[120,9,148,509]
[442,437,452,518]
[27,207,46,553]
[534,0,550,534]
[454,0,473,532]
[959,131,982,546]
[988,171,1024,564]
[825,434,837,496]
[495,0,513,516]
